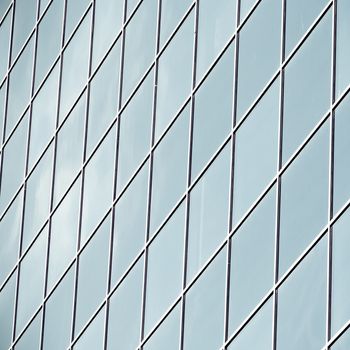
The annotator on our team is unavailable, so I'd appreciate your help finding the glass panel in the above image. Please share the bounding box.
[40,0,50,16]
[285,0,328,57]
[11,0,36,61]
[22,145,53,252]
[279,121,329,276]
[29,63,59,170]
[0,82,5,141]
[331,208,350,335]
[48,178,80,291]
[143,304,180,350]
[145,203,185,335]
[187,143,230,283]
[53,92,85,206]
[0,9,11,82]
[240,0,256,23]
[0,0,11,21]
[228,298,273,350]
[150,104,189,234]
[196,0,236,81]
[192,44,234,180]
[87,40,120,156]
[0,191,22,286]
[117,69,153,194]
[334,92,350,214]
[0,272,16,350]
[276,237,327,350]
[236,0,281,121]
[6,38,33,137]
[183,247,226,350]
[65,0,90,43]
[59,10,90,122]
[232,78,279,223]
[229,187,275,335]
[35,0,64,89]
[80,126,115,244]
[14,312,41,350]
[122,0,157,102]
[107,257,144,350]
[282,10,331,163]
[331,328,350,350]
[112,162,148,285]
[0,111,28,215]
[155,10,193,140]
[16,227,47,336]
[43,266,74,350]
[74,215,110,336]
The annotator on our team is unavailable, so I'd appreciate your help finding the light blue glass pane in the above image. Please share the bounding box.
[150,104,189,235]
[282,10,331,163]
[60,10,90,122]
[331,209,350,335]
[0,273,16,350]
[334,92,350,214]
[279,121,329,276]
[236,0,281,121]
[331,328,350,350]
[0,191,22,286]
[117,69,153,194]
[336,0,350,98]
[159,0,191,48]
[155,10,193,139]
[92,0,123,70]
[184,247,226,350]
[22,145,53,252]
[229,187,275,335]
[126,0,138,18]
[285,0,328,57]
[0,83,5,141]
[80,126,115,244]
[122,0,157,102]
[192,44,234,180]
[73,307,105,350]
[75,215,110,336]
[65,0,90,43]
[240,0,256,23]
[0,0,11,21]
[107,257,144,350]
[87,40,120,156]
[53,92,85,206]
[40,0,50,15]
[12,0,36,61]
[145,203,185,335]
[43,266,74,350]
[48,179,80,291]
[0,9,11,82]
[276,237,327,350]
[0,111,28,215]
[14,312,41,350]
[187,143,230,283]
[112,162,148,285]
[196,0,236,82]
[16,228,47,336]
[6,38,33,137]
[29,63,59,170]
[143,304,180,350]
[228,298,273,350]
[233,78,279,223]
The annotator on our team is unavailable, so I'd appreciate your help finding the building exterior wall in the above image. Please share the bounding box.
[0,0,350,349]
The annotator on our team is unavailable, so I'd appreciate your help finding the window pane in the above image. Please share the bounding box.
[236,0,281,121]
[232,78,279,223]
[229,187,275,335]
[122,0,157,102]
[0,0,11,23]
[187,143,230,283]
[282,10,331,163]
[196,0,236,81]
[192,44,234,180]
[65,0,90,44]
[107,257,144,350]
[14,312,41,350]
[183,247,226,350]
[0,9,11,82]
[239,0,256,23]
[276,237,327,350]
[331,328,350,350]
[112,162,148,285]
[145,203,185,335]
[150,104,189,235]
[279,121,329,276]
[0,82,5,141]
[155,10,193,139]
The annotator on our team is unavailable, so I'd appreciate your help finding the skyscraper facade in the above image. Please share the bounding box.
[0,0,350,349]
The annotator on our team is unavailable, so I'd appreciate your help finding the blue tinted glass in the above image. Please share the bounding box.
[64,0,90,43]
[0,9,11,82]
[14,312,41,350]
[331,328,350,350]
[239,0,256,23]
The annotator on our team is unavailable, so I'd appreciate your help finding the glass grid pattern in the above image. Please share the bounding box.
[1,0,350,349]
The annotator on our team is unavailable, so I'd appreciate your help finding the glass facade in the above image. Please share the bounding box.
[1,0,350,349]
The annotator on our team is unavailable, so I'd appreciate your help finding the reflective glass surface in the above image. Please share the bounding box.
[331,328,350,350]
[14,312,41,350]
[0,9,11,82]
